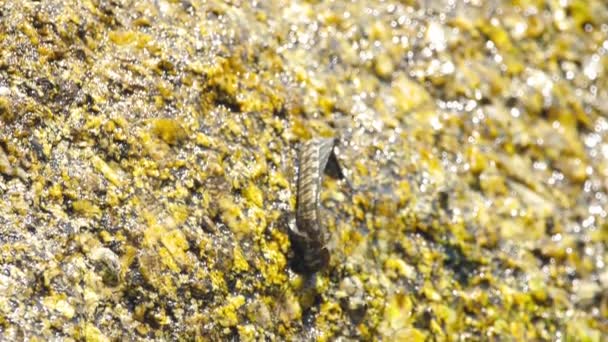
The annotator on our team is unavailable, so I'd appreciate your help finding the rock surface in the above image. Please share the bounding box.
[0,0,607,340]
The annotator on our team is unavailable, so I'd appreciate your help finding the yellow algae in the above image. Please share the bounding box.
[232,245,250,272]
[243,182,264,208]
[0,97,12,122]
[121,245,138,271]
[151,118,188,145]
[209,270,228,293]
[255,240,287,285]
[392,73,431,113]
[168,203,190,225]
[160,229,190,269]
[48,183,63,199]
[109,30,152,49]
[269,170,289,189]
[479,171,508,196]
[217,196,244,234]
[195,133,215,148]
[419,148,445,184]
[109,30,137,45]
[18,22,39,45]
[466,145,487,174]
[381,293,414,335]
[43,295,75,319]
[105,188,120,207]
[91,156,124,186]
[237,324,256,342]
[0,0,605,340]
[249,155,268,180]
[83,324,109,342]
[477,19,515,52]
[290,118,312,140]
[278,291,302,323]
[213,295,246,327]
[384,257,416,280]
[374,53,395,79]
[143,221,166,248]
[157,81,174,100]
[72,200,101,219]
[423,283,442,302]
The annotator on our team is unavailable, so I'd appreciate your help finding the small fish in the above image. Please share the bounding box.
[289,137,345,274]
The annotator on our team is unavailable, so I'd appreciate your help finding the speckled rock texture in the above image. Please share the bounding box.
[0,0,607,340]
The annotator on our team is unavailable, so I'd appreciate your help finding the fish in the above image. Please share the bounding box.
[289,137,345,274]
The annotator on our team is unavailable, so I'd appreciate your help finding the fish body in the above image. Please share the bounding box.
[290,137,341,273]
